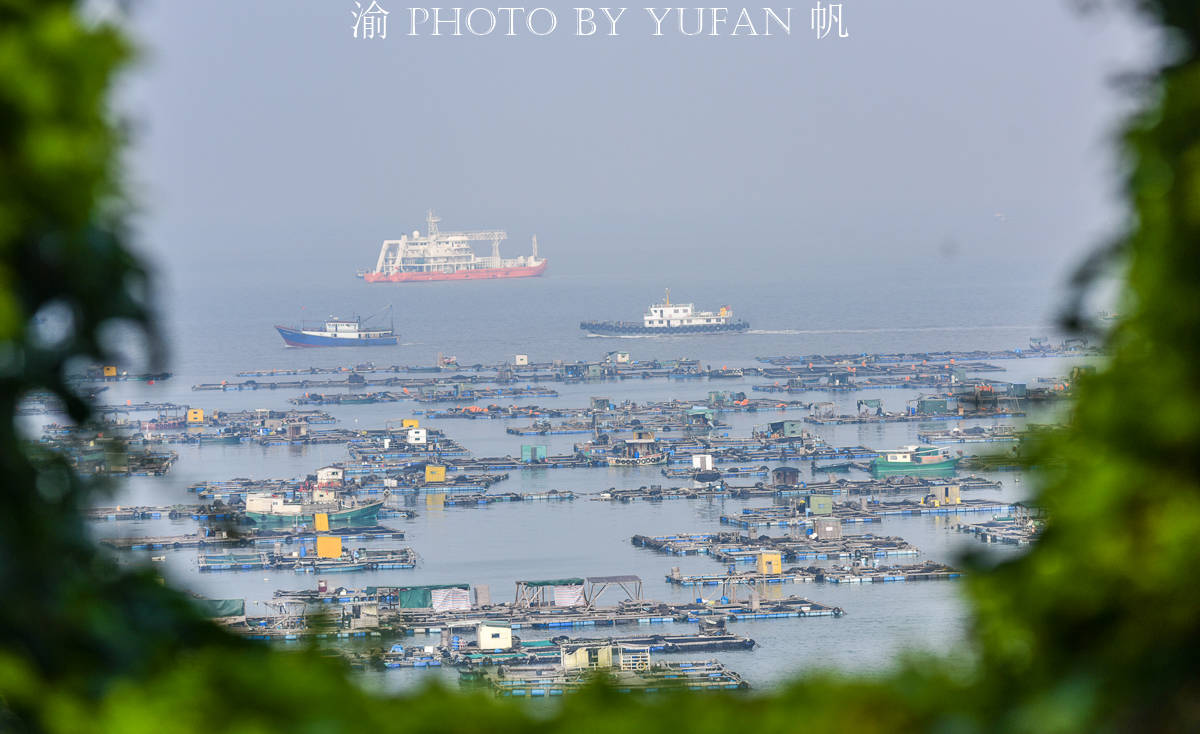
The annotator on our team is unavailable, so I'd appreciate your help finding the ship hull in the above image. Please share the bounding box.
[275,326,398,348]
[606,453,668,467]
[244,501,384,526]
[364,261,547,283]
[870,458,959,477]
[581,320,750,336]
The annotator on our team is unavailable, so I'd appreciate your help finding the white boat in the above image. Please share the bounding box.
[581,289,749,336]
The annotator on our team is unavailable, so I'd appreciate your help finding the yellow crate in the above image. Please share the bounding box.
[315,535,342,559]
[756,551,783,576]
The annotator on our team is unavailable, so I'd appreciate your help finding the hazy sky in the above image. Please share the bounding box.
[119,1,1154,287]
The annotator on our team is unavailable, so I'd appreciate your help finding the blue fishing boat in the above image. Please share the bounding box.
[276,308,397,348]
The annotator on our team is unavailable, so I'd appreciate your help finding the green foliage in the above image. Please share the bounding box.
[0,0,236,715]
[2,0,1199,731]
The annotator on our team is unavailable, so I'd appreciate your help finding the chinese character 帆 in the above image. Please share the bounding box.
[352,1,390,39]
[811,1,848,39]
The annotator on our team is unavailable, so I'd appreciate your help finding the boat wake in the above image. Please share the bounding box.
[746,325,1050,336]
[584,333,687,339]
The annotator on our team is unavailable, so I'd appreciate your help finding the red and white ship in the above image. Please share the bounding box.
[360,211,547,283]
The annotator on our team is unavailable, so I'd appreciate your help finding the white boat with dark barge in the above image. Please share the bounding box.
[581,290,749,336]
[607,431,668,466]
[575,431,669,466]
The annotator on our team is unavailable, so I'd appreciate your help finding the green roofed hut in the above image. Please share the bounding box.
[513,576,642,609]
[514,578,587,608]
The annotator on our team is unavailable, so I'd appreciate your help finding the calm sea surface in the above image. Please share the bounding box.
[86,260,1088,691]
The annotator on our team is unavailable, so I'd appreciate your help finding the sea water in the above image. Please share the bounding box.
[85,259,1086,690]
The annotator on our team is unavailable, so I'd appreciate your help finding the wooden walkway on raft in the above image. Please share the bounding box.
[632,532,919,562]
[665,561,961,587]
[216,344,1096,385]
[464,659,749,696]
[957,517,1041,546]
[438,491,576,507]
[198,547,416,573]
[231,598,842,640]
[802,408,1025,425]
[87,503,225,521]
[100,526,404,551]
[718,499,1014,530]
[590,475,1003,503]
[378,632,756,669]
[917,425,1021,444]
[389,597,844,634]
[287,387,560,406]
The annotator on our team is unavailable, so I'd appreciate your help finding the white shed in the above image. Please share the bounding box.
[315,466,344,486]
[476,622,512,652]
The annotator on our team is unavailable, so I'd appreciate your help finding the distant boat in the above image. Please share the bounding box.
[582,289,749,336]
[361,211,546,283]
[871,446,959,477]
[605,431,668,467]
[243,494,383,526]
[275,307,397,348]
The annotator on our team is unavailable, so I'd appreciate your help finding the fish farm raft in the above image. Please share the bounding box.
[65,338,1079,692]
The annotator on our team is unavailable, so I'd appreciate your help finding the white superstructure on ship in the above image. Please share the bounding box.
[581,290,750,336]
[642,290,737,328]
[362,211,547,283]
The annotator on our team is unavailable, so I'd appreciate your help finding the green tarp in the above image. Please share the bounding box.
[917,399,949,414]
[521,445,548,462]
[365,584,468,594]
[807,495,834,515]
[364,584,470,609]
[197,598,245,618]
[518,578,585,587]
[398,588,432,609]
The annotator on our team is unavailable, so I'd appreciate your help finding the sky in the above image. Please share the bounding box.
[116,1,1156,289]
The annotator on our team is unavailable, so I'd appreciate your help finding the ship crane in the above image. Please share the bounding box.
[426,210,508,260]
